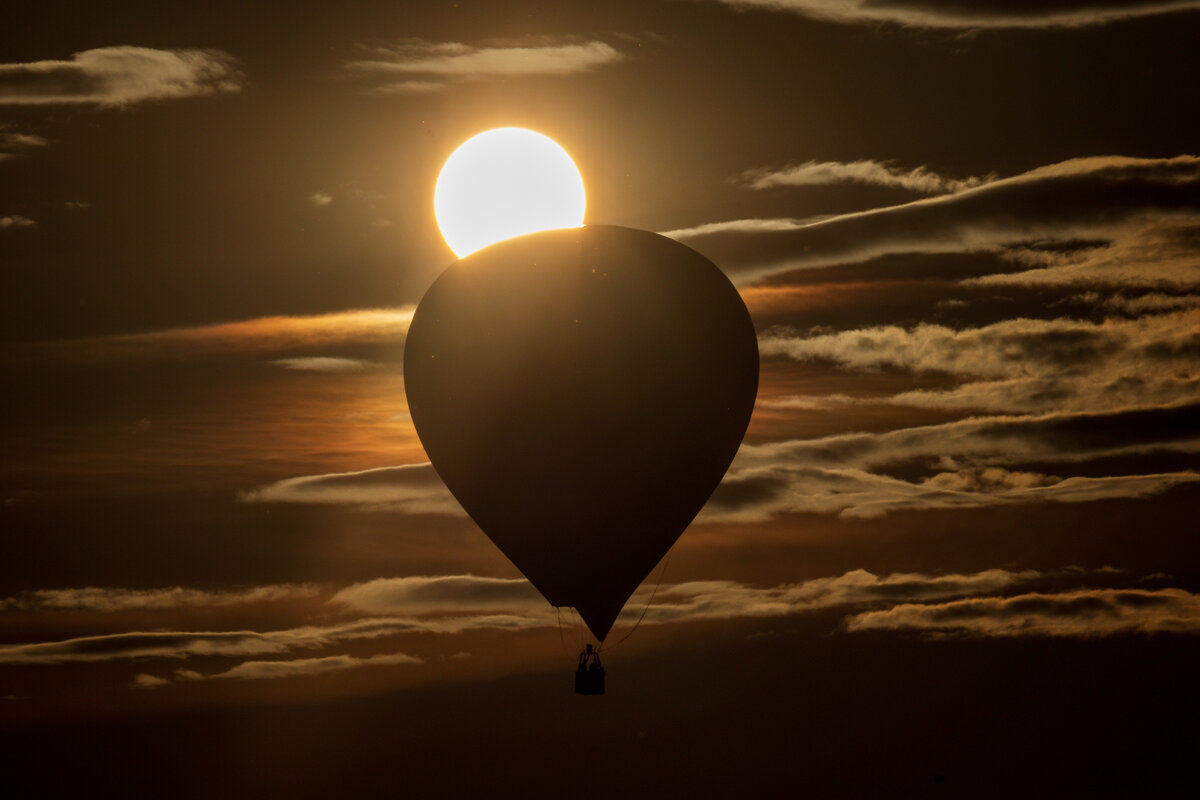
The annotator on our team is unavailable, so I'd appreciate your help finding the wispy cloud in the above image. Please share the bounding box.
[668,155,1200,282]
[0,125,47,161]
[0,47,243,106]
[239,463,462,515]
[332,575,546,615]
[175,652,421,683]
[271,357,376,373]
[760,308,1200,414]
[0,614,543,665]
[309,190,333,207]
[970,219,1200,288]
[2,307,414,363]
[2,583,319,613]
[706,404,1200,520]
[844,588,1200,637]
[659,217,817,238]
[0,215,36,229]
[623,568,1040,626]
[743,160,991,194]
[346,38,624,93]
[706,1,1200,29]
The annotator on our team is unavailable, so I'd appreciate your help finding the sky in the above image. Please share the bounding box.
[2,1,1199,796]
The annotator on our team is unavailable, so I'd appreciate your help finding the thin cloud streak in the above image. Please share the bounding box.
[271,357,376,373]
[0,47,242,106]
[346,38,624,92]
[707,0,1200,29]
[239,463,463,515]
[2,307,414,363]
[175,652,422,682]
[743,159,990,194]
[845,588,1200,637]
[2,584,319,613]
[332,575,545,615]
[0,614,546,665]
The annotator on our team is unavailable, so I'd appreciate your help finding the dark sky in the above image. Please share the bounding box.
[2,2,1199,796]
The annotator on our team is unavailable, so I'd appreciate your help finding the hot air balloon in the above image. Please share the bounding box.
[404,225,758,646]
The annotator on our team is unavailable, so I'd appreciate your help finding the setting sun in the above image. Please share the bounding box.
[434,127,586,258]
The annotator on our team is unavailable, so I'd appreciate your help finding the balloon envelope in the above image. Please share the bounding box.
[404,226,758,641]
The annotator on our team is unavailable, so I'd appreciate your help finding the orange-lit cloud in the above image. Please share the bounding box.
[4,307,414,363]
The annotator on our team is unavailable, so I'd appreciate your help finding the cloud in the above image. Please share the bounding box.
[705,404,1200,520]
[0,47,243,106]
[0,125,47,161]
[623,568,1041,626]
[2,583,319,613]
[8,568,1044,667]
[660,217,818,238]
[705,1,1200,29]
[844,588,1200,637]
[248,402,1200,523]
[0,215,36,229]
[743,160,991,194]
[131,673,169,689]
[271,357,375,372]
[175,652,422,683]
[969,218,1200,288]
[331,575,547,615]
[13,568,1171,673]
[240,463,464,515]
[760,308,1200,413]
[346,38,624,92]
[309,190,333,207]
[3,307,414,363]
[667,155,1200,282]
[0,613,545,665]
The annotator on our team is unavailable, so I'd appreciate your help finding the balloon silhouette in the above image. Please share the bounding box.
[404,225,758,641]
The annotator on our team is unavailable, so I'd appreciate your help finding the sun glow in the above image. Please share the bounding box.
[434,128,586,258]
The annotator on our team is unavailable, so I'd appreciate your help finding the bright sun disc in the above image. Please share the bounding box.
[434,127,586,258]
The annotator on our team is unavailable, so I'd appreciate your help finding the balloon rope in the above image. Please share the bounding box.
[600,547,674,654]
[556,606,570,658]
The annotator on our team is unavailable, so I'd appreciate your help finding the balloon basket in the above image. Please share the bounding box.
[575,668,605,696]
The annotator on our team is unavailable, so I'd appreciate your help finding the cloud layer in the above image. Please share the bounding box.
[708,404,1200,520]
[0,47,243,106]
[761,308,1200,414]
[670,155,1200,282]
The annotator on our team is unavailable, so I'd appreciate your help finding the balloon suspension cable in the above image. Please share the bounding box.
[599,547,674,654]
[555,606,571,658]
